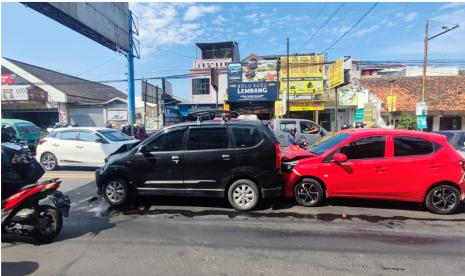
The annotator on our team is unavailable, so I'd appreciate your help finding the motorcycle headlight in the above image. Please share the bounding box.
[282,160,299,173]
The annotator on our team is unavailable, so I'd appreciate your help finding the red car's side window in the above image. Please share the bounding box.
[337,136,386,160]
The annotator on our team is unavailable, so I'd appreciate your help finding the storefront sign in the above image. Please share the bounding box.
[279,55,324,95]
[274,100,284,117]
[417,115,427,129]
[329,58,345,88]
[289,101,324,111]
[227,63,242,83]
[339,89,358,106]
[165,108,180,122]
[107,110,128,121]
[1,74,16,85]
[1,85,29,101]
[387,96,397,112]
[228,82,278,102]
[354,108,364,121]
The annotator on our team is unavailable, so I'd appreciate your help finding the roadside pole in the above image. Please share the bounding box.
[162,77,166,127]
[334,87,338,131]
[143,79,147,126]
[127,11,136,125]
[286,37,290,117]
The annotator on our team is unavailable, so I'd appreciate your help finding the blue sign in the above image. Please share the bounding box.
[227,63,242,84]
[165,107,180,122]
[227,81,278,102]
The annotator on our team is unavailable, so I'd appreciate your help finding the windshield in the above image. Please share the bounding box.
[98,130,132,141]
[307,132,351,155]
[15,123,41,134]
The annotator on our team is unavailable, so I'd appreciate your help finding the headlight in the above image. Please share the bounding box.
[282,160,299,173]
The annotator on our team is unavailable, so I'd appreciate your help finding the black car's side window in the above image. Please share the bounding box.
[231,126,263,148]
[339,136,385,159]
[148,129,185,151]
[394,136,434,156]
[188,128,229,150]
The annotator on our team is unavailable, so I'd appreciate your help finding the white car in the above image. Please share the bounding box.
[36,127,140,170]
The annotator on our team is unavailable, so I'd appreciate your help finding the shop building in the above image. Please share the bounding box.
[1,58,127,129]
[189,41,240,112]
[362,76,465,131]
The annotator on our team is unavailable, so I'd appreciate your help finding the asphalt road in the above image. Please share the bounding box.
[2,168,465,276]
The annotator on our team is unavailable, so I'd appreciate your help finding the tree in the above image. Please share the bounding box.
[396,114,417,130]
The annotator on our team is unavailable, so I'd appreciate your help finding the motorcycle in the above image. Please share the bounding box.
[1,178,71,243]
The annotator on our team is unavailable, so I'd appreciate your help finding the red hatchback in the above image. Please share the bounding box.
[282,129,465,214]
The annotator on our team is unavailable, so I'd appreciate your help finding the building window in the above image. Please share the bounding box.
[440,116,462,130]
[192,78,210,95]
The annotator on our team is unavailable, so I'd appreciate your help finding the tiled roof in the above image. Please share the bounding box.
[3,58,127,104]
[361,76,465,112]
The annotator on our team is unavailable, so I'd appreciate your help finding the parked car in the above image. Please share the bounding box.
[282,129,465,214]
[95,120,283,211]
[433,130,465,158]
[270,118,328,147]
[36,127,139,170]
[1,119,41,150]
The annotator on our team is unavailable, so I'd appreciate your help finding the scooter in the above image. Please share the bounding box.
[1,178,71,243]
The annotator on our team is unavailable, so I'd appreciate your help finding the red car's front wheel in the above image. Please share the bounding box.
[425,185,461,214]
[294,178,324,207]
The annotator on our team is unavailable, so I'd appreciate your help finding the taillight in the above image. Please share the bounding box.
[38,138,47,145]
[275,143,281,170]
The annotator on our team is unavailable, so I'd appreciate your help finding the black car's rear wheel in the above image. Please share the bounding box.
[228,179,259,211]
[294,178,324,207]
[425,185,460,214]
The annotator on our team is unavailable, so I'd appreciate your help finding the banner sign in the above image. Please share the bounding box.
[2,85,29,101]
[416,115,427,129]
[279,55,325,95]
[387,95,397,112]
[165,108,180,122]
[363,103,376,126]
[354,108,364,121]
[1,74,16,85]
[274,100,284,117]
[289,101,324,111]
[415,102,427,116]
[228,82,278,102]
[329,57,345,88]
[227,63,242,83]
[107,110,128,121]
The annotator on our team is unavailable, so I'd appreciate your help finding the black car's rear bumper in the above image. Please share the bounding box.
[95,168,103,195]
[257,170,283,199]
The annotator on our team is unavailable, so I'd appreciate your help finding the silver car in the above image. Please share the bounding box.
[270,118,329,147]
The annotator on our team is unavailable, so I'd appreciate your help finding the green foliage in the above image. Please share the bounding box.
[396,115,417,130]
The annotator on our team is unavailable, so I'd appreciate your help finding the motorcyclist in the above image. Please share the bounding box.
[288,128,299,145]
[341,123,353,130]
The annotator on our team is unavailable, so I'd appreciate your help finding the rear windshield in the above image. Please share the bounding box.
[15,123,40,134]
[307,132,351,155]
[98,130,132,141]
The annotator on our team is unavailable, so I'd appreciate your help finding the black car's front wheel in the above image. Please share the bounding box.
[103,178,130,206]
[425,185,461,214]
[294,178,324,207]
[228,179,259,211]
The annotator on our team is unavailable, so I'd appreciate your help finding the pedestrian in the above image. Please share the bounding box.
[288,127,299,145]
[132,123,139,137]
[135,124,148,140]
[105,121,113,129]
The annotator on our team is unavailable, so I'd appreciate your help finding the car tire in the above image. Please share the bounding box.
[228,179,259,211]
[102,178,130,206]
[40,152,58,171]
[294,178,324,207]
[425,185,461,214]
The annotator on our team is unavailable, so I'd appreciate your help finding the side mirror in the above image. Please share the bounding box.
[95,138,104,143]
[139,144,150,153]
[333,153,348,163]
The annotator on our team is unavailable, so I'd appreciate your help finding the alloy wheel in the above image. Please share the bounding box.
[431,187,457,212]
[41,153,56,170]
[105,181,126,204]
[296,182,320,205]
[232,184,255,209]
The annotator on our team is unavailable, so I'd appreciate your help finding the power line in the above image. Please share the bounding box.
[322,2,379,53]
[307,3,346,45]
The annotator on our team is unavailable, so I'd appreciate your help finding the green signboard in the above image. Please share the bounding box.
[354,108,364,122]
[416,115,427,129]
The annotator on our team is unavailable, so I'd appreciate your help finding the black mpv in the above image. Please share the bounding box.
[95,120,282,211]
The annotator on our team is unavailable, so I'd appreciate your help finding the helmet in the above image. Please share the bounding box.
[355,122,364,128]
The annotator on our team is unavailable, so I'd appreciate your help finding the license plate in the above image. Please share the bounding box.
[53,195,71,217]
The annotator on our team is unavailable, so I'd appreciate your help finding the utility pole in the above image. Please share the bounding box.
[335,88,338,131]
[143,79,147,126]
[286,37,290,117]
[162,77,166,127]
[127,11,136,125]
[422,21,459,102]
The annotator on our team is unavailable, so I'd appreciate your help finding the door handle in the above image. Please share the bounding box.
[172,156,180,164]
[428,164,441,169]
[222,154,230,160]
[52,143,59,147]
[76,145,83,149]
[374,166,388,172]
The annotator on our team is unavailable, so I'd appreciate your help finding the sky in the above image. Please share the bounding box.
[2,2,465,100]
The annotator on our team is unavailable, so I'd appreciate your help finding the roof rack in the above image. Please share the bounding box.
[186,109,239,122]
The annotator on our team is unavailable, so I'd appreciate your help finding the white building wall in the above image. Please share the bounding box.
[405,66,459,77]
[432,116,441,131]
[191,72,228,105]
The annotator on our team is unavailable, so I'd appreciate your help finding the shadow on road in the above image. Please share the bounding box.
[2,261,39,275]
[53,166,98,172]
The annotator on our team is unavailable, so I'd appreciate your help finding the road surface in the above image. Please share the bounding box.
[2,168,465,275]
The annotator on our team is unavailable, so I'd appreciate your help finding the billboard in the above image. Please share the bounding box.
[24,3,130,52]
[141,80,161,104]
[1,85,48,103]
[227,59,278,102]
[289,101,324,111]
[279,55,324,95]
[107,110,128,121]
[329,58,345,88]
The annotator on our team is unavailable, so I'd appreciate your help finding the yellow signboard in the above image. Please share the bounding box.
[279,55,324,95]
[289,101,324,111]
[274,100,284,117]
[387,95,397,112]
[329,58,345,88]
